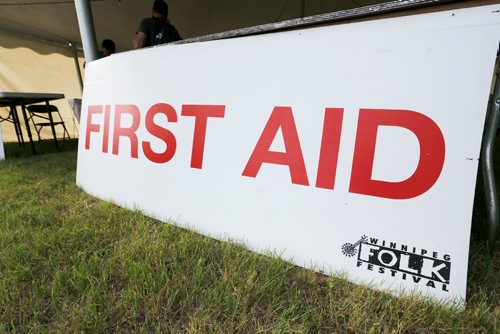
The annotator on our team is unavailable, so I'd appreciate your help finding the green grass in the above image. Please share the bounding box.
[0,139,499,333]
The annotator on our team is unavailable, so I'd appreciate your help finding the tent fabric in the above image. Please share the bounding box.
[0,31,83,142]
[0,0,388,142]
[0,0,386,54]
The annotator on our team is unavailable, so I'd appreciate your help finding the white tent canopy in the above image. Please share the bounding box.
[0,0,402,142]
[0,0,389,54]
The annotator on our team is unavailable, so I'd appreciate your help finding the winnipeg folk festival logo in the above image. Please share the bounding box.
[342,235,452,292]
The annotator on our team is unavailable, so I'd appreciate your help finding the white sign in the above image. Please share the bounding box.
[0,124,4,161]
[77,5,500,304]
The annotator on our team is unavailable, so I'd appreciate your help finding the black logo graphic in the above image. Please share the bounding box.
[341,235,367,257]
[342,235,452,292]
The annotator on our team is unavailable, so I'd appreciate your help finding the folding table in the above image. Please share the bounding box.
[0,92,65,154]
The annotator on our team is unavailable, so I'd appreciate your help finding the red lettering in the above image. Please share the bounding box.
[349,109,445,199]
[102,105,111,153]
[142,103,178,163]
[85,105,102,150]
[181,104,226,169]
[112,104,140,158]
[315,108,344,190]
[242,106,309,186]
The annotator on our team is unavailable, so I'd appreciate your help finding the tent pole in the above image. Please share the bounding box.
[482,64,500,253]
[74,0,98,62]
[71,43,84,92]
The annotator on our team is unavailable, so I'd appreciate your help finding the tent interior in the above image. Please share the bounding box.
[1,0,397,142]
[0,0,494,142]
[0,0,392,52]
[0,0,396,142]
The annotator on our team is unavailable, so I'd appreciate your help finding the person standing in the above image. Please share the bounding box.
[97,39,116,58]
[133,0,181,49]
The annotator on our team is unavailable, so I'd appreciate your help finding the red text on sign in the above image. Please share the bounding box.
[85,103,225,168]
[85,104,445,199]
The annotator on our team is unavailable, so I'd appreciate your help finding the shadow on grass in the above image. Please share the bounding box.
[3,138,79,158]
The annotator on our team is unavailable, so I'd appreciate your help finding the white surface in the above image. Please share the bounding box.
[0,124,4,161]
[77,6,500,304]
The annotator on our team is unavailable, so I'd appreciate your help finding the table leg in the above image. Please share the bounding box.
[10,105,24,146]
[45,101,60,151]
[20,101,36,155]
[0,119,4,161]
